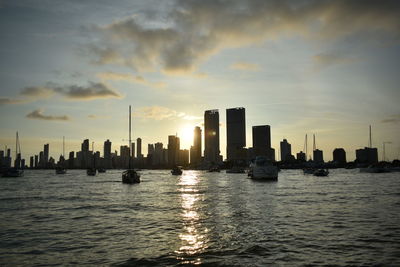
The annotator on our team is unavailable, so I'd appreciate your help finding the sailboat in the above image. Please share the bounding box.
[2,132,24,177]
[55,136,67,174]
[122,105,140,184]
[86,142,96,176]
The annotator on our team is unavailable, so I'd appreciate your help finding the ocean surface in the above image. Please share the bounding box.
[0,169,399,266]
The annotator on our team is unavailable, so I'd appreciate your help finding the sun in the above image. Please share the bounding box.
[179,124,194,148]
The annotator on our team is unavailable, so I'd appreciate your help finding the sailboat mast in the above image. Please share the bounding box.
[129,105,132,169]
[15,131,18,159]
[63,136,65,157]
[305,134,308,160]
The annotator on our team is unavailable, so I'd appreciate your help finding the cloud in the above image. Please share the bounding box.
[88,0,400,75]
[26,109,70,121]
[381,114,400,124]
[97,71,166,89]
[88,114,111,119]
[20,86,54,98]
[0,97,25,105]
[18,82,122,101]
[56,82,122,100]
[230,62,260,71]
[133,106,201,121]
[313,52,356,70]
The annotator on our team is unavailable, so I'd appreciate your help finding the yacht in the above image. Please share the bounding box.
[2,132,24,178]
[122,105,140,184]
[171,166,183,175]
[249,156,278,180]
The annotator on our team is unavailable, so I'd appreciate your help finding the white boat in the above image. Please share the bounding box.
[250,156,278,180]
[122,105,140,184]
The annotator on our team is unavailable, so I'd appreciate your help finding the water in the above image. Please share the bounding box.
[1,169,399,266]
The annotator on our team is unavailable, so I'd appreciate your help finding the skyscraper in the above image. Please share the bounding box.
[226,107,246,161]
[252,125,274,160]
[190,126,202,165]
[313,149,324,163]
[280,139,292,162]
[204,109,220,163]
[137,138,142,158]
[168,135,180,166]
[333,148,346,164]
[104,139,112,168]
[44,144,49,166]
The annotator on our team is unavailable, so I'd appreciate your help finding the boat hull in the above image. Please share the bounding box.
[122,169,140,184]
[251,166,278,180]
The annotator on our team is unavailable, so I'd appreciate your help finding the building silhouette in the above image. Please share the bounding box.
[104,139,112,168]
[44,144,49,166]
[333,148,346,164]
[226,107,246,162]
[280,139,293,162]
[204,109,221,164]
[168,135,180,166]
[313,149,324,163]
[252,125,274,161]
[190,126,202,165]
[136,138,142,158]
[296,151,306,161]
[356,147,378,164]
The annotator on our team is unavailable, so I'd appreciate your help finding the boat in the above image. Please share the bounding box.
[55,166,67,174]
[313,169,329,176]
[55,136,67,175]
[87,168,96,176]
[2,167,24,177]
[87,142,97,176]
[97,168,106,173]
[122,105,140,184]
[250,156,278,180]
[171,166,183,175]
[226,166,245,173]
[2,132,24,178]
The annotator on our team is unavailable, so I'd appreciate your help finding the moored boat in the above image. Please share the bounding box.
[2,167,24,177]
[313,169,329,176]
[171,166,183,175]
[250,156,278,180]
[122,105,140,184]
[87,168,96,176]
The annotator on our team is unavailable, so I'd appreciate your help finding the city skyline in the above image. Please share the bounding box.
[0,1,399,161]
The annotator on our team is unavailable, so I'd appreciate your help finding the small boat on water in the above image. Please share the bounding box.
[250,156,278,180]
[2,167,24,177]
[86,168,96,176]
[313,169,329,176]
[226,166,245,173]
[55,136,67,175]
[55,166,67,175]
[122,169,140,183]
[171,166,183,175]
[122,105,140,184]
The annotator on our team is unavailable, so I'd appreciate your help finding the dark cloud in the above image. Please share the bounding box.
[88,0,400,74]
[26,109,70,121]
[18,82,121,101]
[0,97,25,105]
[56,82,121,100]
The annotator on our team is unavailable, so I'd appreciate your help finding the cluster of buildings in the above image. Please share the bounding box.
[1,107,386,170]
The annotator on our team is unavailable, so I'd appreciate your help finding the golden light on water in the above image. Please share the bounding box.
[175,171,208,263]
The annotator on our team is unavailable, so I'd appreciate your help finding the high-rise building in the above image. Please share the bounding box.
[30,156,34,168]
[104,139,111,159]
[153,142,164,166]
[131,142,135,158]
[148,144,154,155]
[226,107,246,161]
[356,147,378,164]
[297,151,306,161]
[44,144,49,166]
[252,125,274,160]
[280,139,292,162]
[81,139,89,152]
[137,138,142,158]
[190,126,202,165]
[313,149,324,163]
[34,155,38,168]
[333,148,346,164]
[168,135,180,166]
[204,109,220,163]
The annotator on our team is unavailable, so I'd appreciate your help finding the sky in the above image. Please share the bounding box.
[0,0,399,162]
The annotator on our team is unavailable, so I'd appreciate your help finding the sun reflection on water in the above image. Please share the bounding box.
[175,171,208,264]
